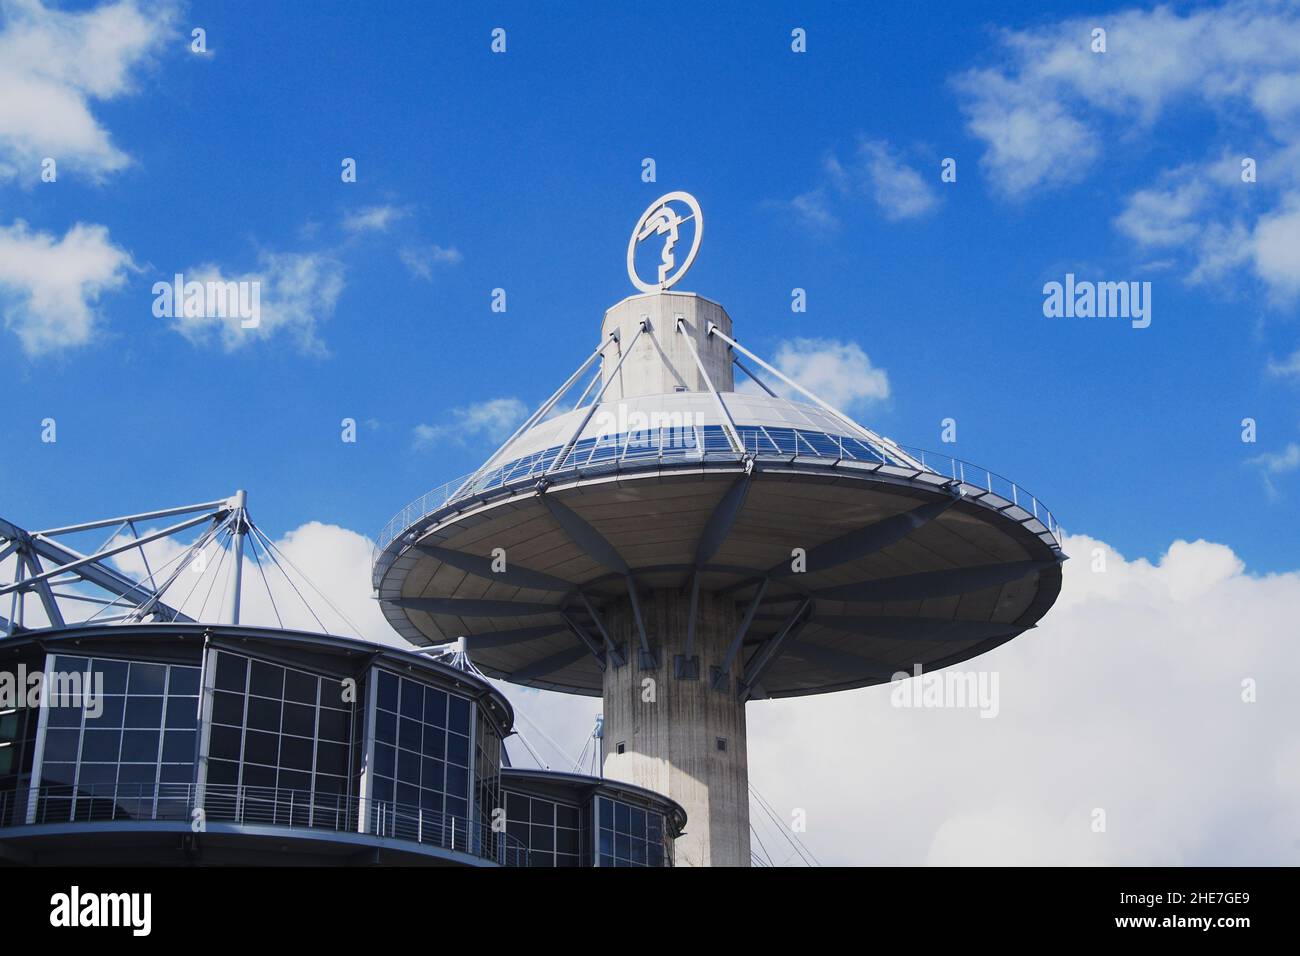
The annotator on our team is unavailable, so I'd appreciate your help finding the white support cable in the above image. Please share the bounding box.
[252,523,368,637]
[546,323,647,476]
[732,356,778,397]
[246,532,284,629]
[246,524,331,634]
[749,783,822,867]
[709,325,925,471]
[3,510,224,596]
[674,316,744,453]
[453,339,611,500]
[125,514,234,624]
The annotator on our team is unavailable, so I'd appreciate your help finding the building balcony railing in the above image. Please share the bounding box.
[0,783,527,866]
[374,424,1062,576]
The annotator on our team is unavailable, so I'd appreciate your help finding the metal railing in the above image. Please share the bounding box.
[374,425,1062,568]
[0,782,527,866]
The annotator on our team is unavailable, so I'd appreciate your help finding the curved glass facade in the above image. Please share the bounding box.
[35,654,200,825]
[0,631,683,867]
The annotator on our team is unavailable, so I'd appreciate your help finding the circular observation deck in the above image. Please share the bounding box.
[373,391,1065,699]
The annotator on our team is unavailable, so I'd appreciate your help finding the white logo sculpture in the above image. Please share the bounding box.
[626,191,703,293]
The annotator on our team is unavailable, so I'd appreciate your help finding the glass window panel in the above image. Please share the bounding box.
[283,669,317,705]
[124,696,164,728]
[88,695,126,727]
[445,796,467,819]
[446,733,469,766]
[531,824,554,852]
[531,800,555,825]
[80,728,122,762]
[241,763,275,789]
[319,678,347,710]
[600,852,613,867]
[376,671,398,712]
[598,797,613,829]
[371,777,394,802]
[77,763,116,786]
[42,728,81,763]
[313,773,344,796]
[277,769,311,794]
[557,804,580,829]
[41,761,76,787]
[396,749,420,785]
[128,662,167,695]
[317,708,349,743]
[208,725,242,761]
[206,758,239,786]
[159,763,192,784]
[556,828,579,853]
[399,681,423,720]
[398,717,422,753]
[120,730,160,763]
[507,820,528,842]
[631,805,646,834]
[615,833,630,860]
[117,763,156,785]
[445,767,468,799]
[47,703,83,728]
[420,726,445,759]
[279,735,313,771]
[648,843,663,867]
[615,801,630,831]
[281,702,315,738]
[243,729,279,766]
[165,696,198,730]
[631,836,646,864]
[211,690,245,726]
[167,667,200,697]
[420,789,441,812]
[373,743,395,779]
[374,709,397,745]
[162,730,195,763]
[246,696,281,733]
[598,828,612,854]
[424,690,447,727]
[249,661,284,699]
[420,757,444,792]
[214,653,247,692]
[315,741,348,776]
[91,659,128,695]
[447,696,470,734]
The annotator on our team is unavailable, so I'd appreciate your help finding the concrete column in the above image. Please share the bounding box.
[600,292,735,401]
[601,588,750,867]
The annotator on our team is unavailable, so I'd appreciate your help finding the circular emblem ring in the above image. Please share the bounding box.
[626,191,704,293]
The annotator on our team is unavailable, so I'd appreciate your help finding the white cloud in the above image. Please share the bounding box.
[745,533,1300,864]
[0,0,175,182]
[413,397,527,449]
[783,139,938,230]
[853,139,941,221]
[169,250,344,355]
[1248,441,1300,495]
[342,205,409,234]
[957,2,1300,300]
[0,218,134,355]
[739,338,889,413]
[1267,349,1300,378]
[400,243,463,280]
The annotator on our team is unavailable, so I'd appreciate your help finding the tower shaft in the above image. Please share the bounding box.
[600,589,751,867]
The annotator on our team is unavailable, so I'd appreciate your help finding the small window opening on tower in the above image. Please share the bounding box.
[616,741,626,755]
[716,737,727,753]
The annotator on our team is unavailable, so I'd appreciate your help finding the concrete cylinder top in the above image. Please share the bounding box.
[599,291,734,401]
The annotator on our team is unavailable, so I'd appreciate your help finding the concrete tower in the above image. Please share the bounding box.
[373,191,1065,866]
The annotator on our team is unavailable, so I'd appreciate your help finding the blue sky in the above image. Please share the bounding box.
[3,0,1298,577]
